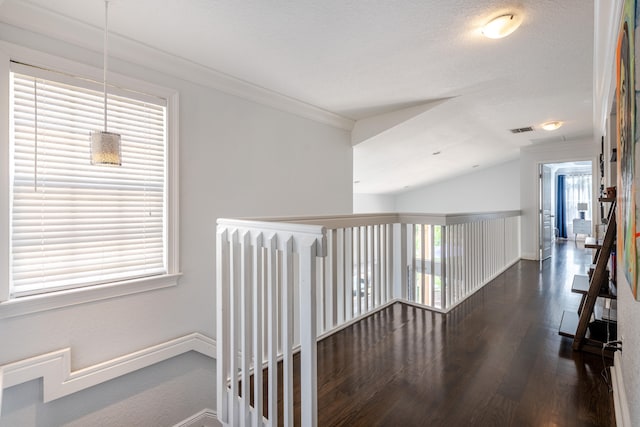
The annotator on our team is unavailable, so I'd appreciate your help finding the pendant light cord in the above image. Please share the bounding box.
[103,0,109,132]
[34,79,38,191]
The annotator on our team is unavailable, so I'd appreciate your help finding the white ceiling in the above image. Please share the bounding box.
[1,0,595,194]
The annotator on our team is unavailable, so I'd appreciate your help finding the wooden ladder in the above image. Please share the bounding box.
[559,197,617,356]
[573,199,615,350]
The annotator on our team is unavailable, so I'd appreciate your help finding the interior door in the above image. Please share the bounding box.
[541,165,552,260]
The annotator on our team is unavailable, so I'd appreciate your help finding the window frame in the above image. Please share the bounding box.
[0,42,180,319]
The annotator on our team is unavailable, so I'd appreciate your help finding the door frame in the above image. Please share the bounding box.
[540,164,553,260]
[537,159,598,259]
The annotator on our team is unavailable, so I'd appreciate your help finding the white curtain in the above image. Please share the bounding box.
[565,173,592,233]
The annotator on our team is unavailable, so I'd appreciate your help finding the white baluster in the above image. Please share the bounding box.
[266,235,278,427]
[364,225,370,314]
[355,226,361,316]
[345,227,353,321]
[326,229,335,331]
[336,228,345,325]
[375,224,381,307]
[240,231,251,427]
[281,236,294,427]
[252,233,263,427]
[229,230,240,427]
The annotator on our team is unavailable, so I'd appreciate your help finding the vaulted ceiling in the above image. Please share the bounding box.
[0,0,595,194]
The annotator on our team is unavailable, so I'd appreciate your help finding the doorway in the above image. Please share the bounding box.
[540,160,594,260]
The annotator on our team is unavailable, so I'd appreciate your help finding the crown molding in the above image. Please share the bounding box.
[593,0,623,135]
[0,0,354,131]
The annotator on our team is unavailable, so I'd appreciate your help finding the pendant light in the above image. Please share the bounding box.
[91,0,121,166]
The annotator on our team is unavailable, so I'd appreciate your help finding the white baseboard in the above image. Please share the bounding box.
[0,332,216,413]
[174,408,221,427]
[612,351,631,427]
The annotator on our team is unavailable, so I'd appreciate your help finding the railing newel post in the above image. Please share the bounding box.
[441,225,447,310]
[392,222,407,300]
[299,236,319,427]
[216,226,229,424]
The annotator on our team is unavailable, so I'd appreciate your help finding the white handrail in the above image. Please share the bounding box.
[230,210,520,228]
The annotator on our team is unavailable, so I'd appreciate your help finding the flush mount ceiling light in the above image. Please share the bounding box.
[482,14,522,39]
[541,120,563,131]
[91,0,121,166]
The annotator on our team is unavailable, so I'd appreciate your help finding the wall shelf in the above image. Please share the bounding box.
[558,194,617,357]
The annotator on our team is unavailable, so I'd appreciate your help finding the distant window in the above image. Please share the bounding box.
[7,61,174,298]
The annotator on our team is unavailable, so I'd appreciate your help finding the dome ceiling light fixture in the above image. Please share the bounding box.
[482,14,523,39]
[541,121,564,131]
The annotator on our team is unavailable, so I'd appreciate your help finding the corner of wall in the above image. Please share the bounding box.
[173,409,221,427]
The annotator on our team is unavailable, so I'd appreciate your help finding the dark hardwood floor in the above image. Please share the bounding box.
[313,240,615,426]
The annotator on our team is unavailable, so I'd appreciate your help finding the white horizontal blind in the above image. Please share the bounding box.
[10,64,167,297]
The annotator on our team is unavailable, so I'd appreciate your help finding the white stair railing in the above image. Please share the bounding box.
[316,221,397,336]
[216,219,325,427]
[216,211,520,426]
[441,214,521,310]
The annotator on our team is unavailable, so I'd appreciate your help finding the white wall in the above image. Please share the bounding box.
[353,193,395,213]
[0,20,352,426]
[593,1,640,423]
[519,138,597,260]
[394,159,520,213]
[616,272,640,424]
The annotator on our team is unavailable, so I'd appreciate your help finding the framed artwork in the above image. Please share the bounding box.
[617,0,640,299]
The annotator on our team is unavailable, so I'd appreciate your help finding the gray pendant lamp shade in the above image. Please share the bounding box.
[91,131,121,165]
[91,0,121,166]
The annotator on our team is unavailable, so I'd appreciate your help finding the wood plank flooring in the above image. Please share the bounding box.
[258,241,616,426]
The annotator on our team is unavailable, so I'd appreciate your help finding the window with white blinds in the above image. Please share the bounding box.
[10,62,168,297]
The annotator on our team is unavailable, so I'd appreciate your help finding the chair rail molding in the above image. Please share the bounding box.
[0,332,216,417]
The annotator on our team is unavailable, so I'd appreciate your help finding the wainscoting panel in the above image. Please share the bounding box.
[0,332,216,416]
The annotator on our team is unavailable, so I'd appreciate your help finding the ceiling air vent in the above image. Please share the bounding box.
[510,126,534,134]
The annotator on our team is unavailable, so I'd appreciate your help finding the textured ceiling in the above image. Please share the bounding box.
[1,0,595,194]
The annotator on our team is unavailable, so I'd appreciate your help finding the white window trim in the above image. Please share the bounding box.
[0,41,180,319]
